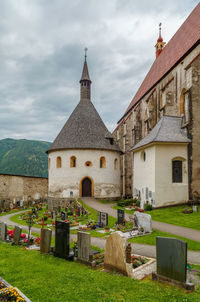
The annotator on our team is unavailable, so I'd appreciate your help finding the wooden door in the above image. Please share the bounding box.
[82,178,92,197]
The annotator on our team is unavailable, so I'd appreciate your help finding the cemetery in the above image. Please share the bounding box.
[0,198,200,301]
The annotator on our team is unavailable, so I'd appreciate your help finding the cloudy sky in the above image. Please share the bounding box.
[0,0,198,142]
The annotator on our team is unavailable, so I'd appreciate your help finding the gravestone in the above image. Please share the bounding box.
[61,211,67,220]
[70,207,74,215]
[104,233,132,276]
[77,231,91,262]
[77,207,81,217]
[98,212,108,227]
[192,205,198,212]
[117,209,125,224]
[14,226,22,245]
[156,237,187,283]
[1,223,7,241]
[54,221,70,259]
[40,228,52,254]
[134,211,152,233]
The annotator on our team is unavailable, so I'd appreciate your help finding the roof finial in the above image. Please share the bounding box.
[84,47,88,60]
[159,22,162,38]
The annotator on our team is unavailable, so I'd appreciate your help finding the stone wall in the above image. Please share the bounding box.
[0,174,48,207]
[113,45,200,201]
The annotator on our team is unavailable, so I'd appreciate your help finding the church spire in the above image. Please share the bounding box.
[80,48,92,101]
[155,23,166,58]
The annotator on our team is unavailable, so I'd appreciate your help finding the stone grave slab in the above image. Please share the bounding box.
[54,221,70,259]
[117,209,124,224]
[1,223,7,241]
[104,232,132,276]
[14,226,22,245]
[135,211,152,233]
[156,237,187,283]
[77,231,91,262]
[98,211,108,227]
[40,228,52,254]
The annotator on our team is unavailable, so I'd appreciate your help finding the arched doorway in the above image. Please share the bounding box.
[81,177,92,197]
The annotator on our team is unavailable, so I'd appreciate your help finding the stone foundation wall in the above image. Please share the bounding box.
[0,174,48,207]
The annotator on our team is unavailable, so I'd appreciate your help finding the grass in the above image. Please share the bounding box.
[78,199,116,229]
[0,208,26,217]
[112,204,135,214]
[128,229,200,251]
[112,204,200,231]
[149,205,200,230]
[0,242,200,302]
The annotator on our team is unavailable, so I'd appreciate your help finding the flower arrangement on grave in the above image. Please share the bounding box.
[0,286,25,301]
[35,237,40,245]
[182,208,193,214]
[131,255,149,268]
[104,226,110,232]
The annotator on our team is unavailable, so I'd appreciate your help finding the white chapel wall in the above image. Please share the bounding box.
[48,149,120,199]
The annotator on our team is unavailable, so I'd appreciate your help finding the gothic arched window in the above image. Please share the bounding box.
[100,156,106,168]
[70,156,76,168]
[57,156,62,168]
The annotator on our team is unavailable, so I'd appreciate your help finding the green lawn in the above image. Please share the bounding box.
[149,205,200,230]
[112,204,200,231]
[10,200,117,238]
[128,229,200,251]
[0,208,26,216]
[0,242,200,302]
[112,204,135,214]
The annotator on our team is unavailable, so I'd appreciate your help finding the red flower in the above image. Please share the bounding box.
[20,233,26,238]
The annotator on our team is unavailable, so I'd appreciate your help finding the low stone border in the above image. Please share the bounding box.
[0,277,32,302]
[131,256,156,280]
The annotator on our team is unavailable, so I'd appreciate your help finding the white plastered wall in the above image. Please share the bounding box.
[48,149,121,199]
[155,144,189,207]
[133,145,156,208]
[133,143,189,208]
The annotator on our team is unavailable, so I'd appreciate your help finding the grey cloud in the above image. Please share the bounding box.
[0,0,199,141]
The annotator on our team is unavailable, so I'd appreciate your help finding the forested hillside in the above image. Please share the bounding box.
[0,138,51,177]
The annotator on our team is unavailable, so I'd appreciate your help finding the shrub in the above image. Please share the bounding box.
[144,204,152,211]
[117,199,134,207]
[136,200,140,207]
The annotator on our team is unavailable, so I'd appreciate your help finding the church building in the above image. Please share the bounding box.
[47,53,121,207]
[113,3,200,207]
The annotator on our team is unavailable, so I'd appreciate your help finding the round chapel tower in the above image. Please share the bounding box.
[47,53,121,207]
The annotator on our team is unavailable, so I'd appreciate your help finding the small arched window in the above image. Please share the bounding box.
[114,158,118,170]
[57,156,62,168]
[70,156,76,168]
[100,156,106,168]
[172,160,182,183]
[85,161,92,167]
[49,158,51,170]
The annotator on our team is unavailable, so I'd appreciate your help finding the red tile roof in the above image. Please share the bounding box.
[118,3,200,123]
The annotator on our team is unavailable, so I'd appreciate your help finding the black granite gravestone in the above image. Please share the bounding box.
[156,237,187,283]
[117,209,125,224]
[54,221,70,259]
[61,211,67,220]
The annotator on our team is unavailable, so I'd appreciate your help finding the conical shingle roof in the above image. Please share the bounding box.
[47,99,121,153]
[80,59,91,82]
